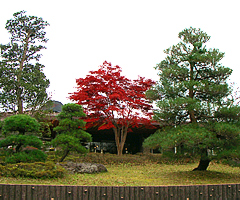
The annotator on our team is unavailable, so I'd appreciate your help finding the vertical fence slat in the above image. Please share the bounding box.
[60,184,66,200]
[222,184,228,200]
[9,184,15,200]
[134,186,140,200]
[159,186,168,199]
[36,185,44,200]
[153,186,160,200]
[145,186,155,200]
[20,185,26,200]
[177,186,183,200]
[184,185,190,200]
[81,186,88,200]
[210,184,219,199]
[66,185,73,200]
[123,186,130,200]
[112,186,119,200]
[54,185,61,200]
[88,186,95,199]
[218,184,223,200]
[228,184,236,200]
[95,186,101,200]
[193,185,200,200]
[129,186,135,200]
[233,184,237,200]
[237,184,240,199]
[3,184,10,200]
[119,186,125,200]
[31,185,38,200]
[106,186,113,200]
[71,186,78,200]
[189,185,197,200]
[100,186,107,199]
[0,184,2,200]
[226,184,232,199]
[49,185,55,200]
[169,186,178,200]
[25,185,32,200]
[201,185,208,200]
[139,187,145,200]
[15,185,21,200]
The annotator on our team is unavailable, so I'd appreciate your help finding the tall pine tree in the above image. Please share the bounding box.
[0,11,50,113]
[144,27,240,170]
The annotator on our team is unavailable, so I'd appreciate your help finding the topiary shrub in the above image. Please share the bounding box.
[5,149,47,164]
[50,103,92,162]
[0,114,47,164]
[0,162,66,178]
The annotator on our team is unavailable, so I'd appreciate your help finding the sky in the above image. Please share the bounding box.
[0,0,240,105]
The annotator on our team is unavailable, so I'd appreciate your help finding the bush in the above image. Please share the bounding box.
[0,161,66,178]
[5,150,47,164]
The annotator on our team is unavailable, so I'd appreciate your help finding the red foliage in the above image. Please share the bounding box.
[69,61,156,131]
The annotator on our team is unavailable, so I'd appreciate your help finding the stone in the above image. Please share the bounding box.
[58,161,108,174]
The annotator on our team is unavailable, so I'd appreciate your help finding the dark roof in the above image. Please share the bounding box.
[42,100,63,113]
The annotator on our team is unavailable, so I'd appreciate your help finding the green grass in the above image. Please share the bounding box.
[0,153,240,186]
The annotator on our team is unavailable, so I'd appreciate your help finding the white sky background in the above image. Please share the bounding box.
[0,0,240,105]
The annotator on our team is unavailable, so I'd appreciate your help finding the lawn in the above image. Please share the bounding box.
[0,153,240,186]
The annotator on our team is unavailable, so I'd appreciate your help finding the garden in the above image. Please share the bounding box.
[0,12,240,194]
[0,152,240,186]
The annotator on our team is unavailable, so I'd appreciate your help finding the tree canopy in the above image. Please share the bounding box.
[144,27,240,170]
[0,10,50,113]
[70,61,155,155]
[2,114,40,135]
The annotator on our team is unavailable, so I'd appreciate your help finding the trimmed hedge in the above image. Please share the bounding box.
[0,161,65,178]
[5,149,47,164]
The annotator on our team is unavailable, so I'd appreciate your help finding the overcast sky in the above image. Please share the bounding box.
[0,0,240,105]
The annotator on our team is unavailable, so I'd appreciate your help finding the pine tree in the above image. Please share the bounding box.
[144,27,240,170]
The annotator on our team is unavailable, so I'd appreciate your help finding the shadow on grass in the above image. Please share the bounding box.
[167,170,240,183]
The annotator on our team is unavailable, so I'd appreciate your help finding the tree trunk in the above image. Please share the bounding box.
[16,32,31,114]
[193,149,211,171]
[16,144,22,153]
[113,125,128,156]
[189,62,197,123]
[60,149,70,162]
[17,91,23,114]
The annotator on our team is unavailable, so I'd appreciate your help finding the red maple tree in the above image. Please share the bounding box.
[69,61,155,155]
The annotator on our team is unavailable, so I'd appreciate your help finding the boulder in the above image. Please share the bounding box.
[58,162,108,174]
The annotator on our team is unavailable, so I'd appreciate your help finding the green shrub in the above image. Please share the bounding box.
[5,150,47,164]
[0,162,65,178]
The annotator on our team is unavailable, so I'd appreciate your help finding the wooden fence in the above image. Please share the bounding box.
[0,183,240,199]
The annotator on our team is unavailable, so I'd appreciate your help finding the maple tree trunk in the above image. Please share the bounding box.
[113,126,128,156]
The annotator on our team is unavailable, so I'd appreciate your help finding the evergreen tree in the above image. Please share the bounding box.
[144,27,240,170]
[50,103,92,162]
[0,11,50,113]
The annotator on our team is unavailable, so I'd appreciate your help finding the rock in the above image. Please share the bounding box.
[58,162,108,174]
